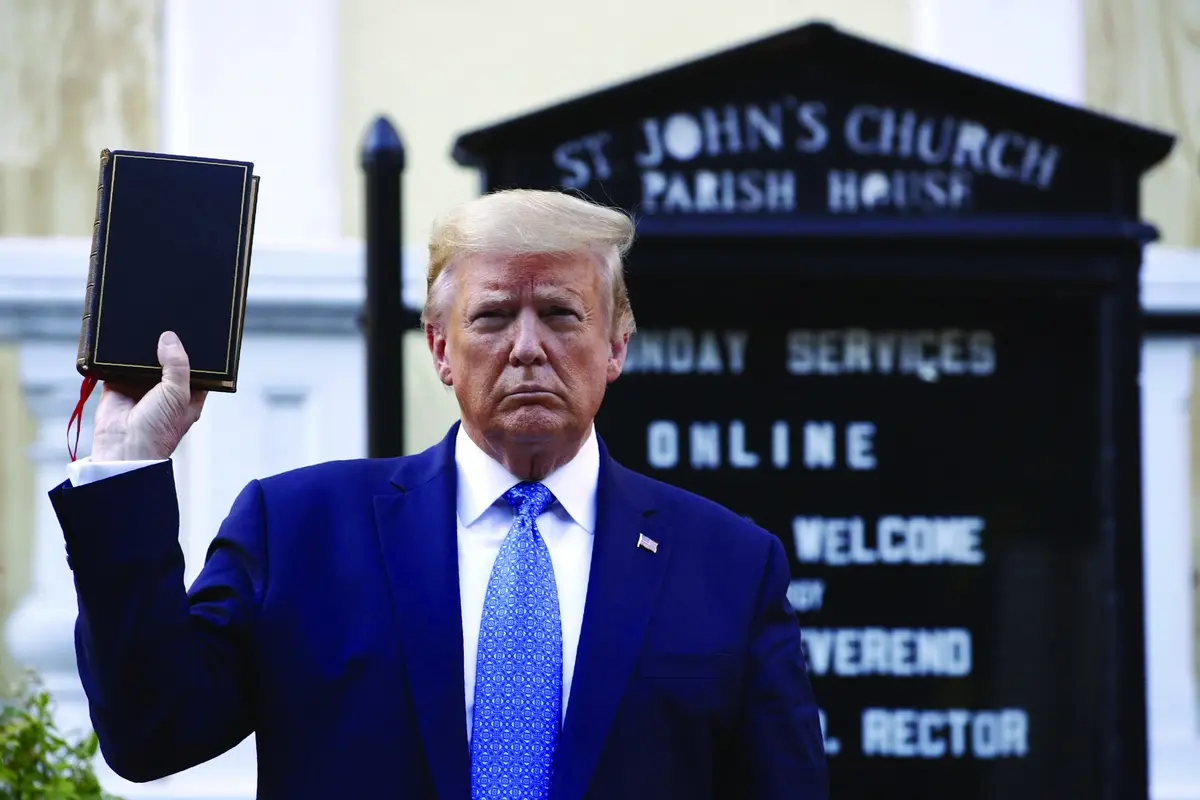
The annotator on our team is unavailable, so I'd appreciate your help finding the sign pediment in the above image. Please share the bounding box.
[452,23,1173,220]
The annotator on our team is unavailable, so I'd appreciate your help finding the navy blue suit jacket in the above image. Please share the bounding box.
[50,424,827,799]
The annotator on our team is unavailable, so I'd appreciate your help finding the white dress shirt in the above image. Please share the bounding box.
[65,424,600,741]
[453,424,598,738]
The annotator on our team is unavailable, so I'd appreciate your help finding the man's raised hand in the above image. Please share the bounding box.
[90,331,208,462]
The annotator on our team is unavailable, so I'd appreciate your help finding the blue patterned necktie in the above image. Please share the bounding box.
[470,481,562,799]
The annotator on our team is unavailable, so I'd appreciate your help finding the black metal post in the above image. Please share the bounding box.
[360,115,406,458]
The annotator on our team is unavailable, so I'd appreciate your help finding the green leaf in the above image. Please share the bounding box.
[0,670,125,800]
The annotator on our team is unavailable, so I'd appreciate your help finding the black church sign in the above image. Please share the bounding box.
[451,21,1174,800]
[456,24,1164,221]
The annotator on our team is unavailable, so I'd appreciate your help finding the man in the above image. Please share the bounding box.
[50,189,828,798]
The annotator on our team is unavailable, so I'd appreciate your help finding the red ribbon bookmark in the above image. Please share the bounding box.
[68,376,98,462]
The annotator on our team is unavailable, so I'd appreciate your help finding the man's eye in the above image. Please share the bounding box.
[547,307,577,317]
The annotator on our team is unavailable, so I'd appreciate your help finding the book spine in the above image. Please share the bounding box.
[226,174,261,391]
[76,149,111,373]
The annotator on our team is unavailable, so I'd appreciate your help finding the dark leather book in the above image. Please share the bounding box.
[76,148,260,392]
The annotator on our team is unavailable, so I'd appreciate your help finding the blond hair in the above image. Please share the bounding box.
[422,189,637,335]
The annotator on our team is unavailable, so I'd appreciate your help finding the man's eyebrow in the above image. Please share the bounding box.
[533,286,583,303]
[467,286,583,304]
[467,290,516,305]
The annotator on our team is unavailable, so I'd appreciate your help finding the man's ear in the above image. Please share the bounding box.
[426,323,454,387]
[606,330,630,384]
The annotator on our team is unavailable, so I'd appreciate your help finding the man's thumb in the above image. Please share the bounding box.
[158,330,191,387]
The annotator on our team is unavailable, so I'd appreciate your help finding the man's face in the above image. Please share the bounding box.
[428,251,628,451]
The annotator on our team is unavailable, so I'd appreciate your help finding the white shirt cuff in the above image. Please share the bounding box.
[67,455,169,487]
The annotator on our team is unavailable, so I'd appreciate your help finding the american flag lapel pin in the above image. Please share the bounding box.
[637,533,659,554]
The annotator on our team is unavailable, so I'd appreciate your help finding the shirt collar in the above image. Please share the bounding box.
[454,423,599,534]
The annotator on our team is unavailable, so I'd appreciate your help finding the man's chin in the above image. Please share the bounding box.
[493,407,569,441]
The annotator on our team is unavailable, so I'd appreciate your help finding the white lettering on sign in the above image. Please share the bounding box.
[624,329,749,374]
[827,168,971,213]
[861,708,1029,759]
[644,419,877,471]
[787,579,826,613]
[640,169,797,214]
[550,97,1062,215]
[842,105,1058,188]
[786,328,996,380]
[553,132,615,187]
[792,516,986,566]
[801,628,972,677]
[818,709,842,756]
[633,101,830,164]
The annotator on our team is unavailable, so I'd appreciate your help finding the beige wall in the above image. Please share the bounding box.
[0,0,160,237]
[1085,0,1200,248]
[0,0,159,686]
[338,0,914,452]
[0,347,34,688]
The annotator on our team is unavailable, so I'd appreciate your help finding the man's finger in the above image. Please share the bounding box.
[188,389,208,424]
[157,330,191,388]
[102,379,153,402]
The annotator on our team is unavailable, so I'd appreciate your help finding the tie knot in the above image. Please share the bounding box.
[502,481,555,521]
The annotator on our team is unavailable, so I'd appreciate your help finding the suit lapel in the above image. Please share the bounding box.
[551,447,668,800]
[374,427,471,800]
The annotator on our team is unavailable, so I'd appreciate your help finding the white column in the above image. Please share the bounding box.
[910,0,1084,104]
[160,0,343,243]
[1141,339,1200,800]
[4,370,96,741]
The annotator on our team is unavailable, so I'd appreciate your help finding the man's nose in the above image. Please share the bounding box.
[509,310,547,365]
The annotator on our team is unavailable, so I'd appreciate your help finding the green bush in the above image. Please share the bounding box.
[0,672,122,799]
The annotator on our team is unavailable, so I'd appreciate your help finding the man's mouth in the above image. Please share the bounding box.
[507,387,557,400]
